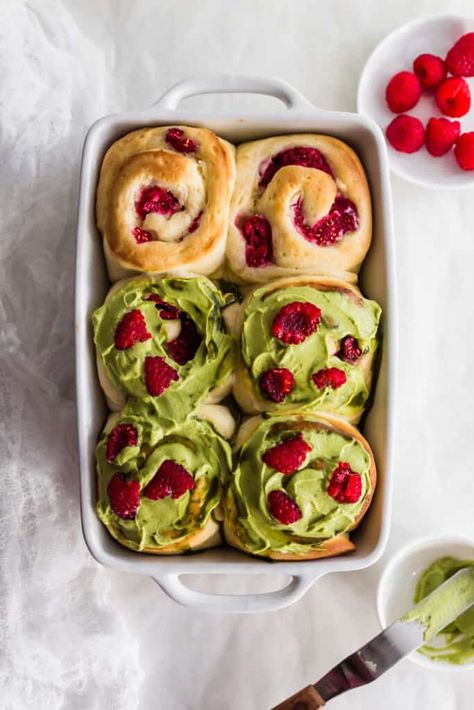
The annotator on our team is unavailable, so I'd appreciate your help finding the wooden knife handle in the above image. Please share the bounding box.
[271,685,326,709]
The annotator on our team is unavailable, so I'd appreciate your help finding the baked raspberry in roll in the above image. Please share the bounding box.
[224,412,376,560]
[230,276,381,423]
[96,126,235,280]
[227,135,371,282]
[97,399,233,554]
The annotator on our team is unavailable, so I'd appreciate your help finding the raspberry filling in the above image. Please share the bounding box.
[312,368,347,390]
[188,210,203,234]
[259,368,295,403]
[293,195,359,246]
[272,301,321,345]
[106,423,138,463]
[143,459,194,500]
[165,127,198,153]
[337,335,362,363]
[259,146,333,188]
[237,214,273,268]
[144,293,182,320]
[166,317,202,366]
[135,186,181,221]
[327,462,362,504]
[262,433,312,474]
[132,227,154,243]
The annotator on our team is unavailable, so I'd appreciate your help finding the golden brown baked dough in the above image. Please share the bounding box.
[96,126,235,280]
[227,134,372,283]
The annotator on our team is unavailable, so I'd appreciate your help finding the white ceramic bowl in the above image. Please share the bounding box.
[358,13,474,190]
[377,536,474,671]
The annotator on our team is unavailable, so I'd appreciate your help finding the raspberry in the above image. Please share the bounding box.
[166,317,202,365]
[386,115,425,153]
[144,293,182,320]
[337,335,362,363]
[455,132,474,170]
[259,146,333,188]
[312,368,347,390]
[114,310,151,350]
[425,117,461,157]
[107,473,141,519]
[143,459,194,500]
[106,424,138,463]
[436,78,471,118]
[259,368,295,403]
[293,196,359,246]
[446,33,474,77]
[132,227,153,243]
[262,433,312,474]
[385,71,421,113]
[144,356,179,396]
[413,54,446,89]
[267,490,302,525]
[135,186,180,220]
[326,462,362,504]
[272,301,321,344]
[165,127,198,153]
[238,215,273,268]
[188,210,203,233]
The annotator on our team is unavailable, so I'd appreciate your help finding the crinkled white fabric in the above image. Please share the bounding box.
[2,1,474,709]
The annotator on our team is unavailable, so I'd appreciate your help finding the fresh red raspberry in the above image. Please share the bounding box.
[144,293,182,320]
[293,196,359,246]
[262,433,312,474]
[259,146,333,188]
[165,127,198,153]
[135,186,180,220]
[413,54,446,89]
[114,310,151,350]
[385,71,421,113]
[446,32,474,77]
[166,317,202,365]
[267,490,302,525]
[455,132,474,170]
[272,301,321,344]
[259,368,295,403]
[144,356,179,396]
[239,215,273,268]
[436,77,471,118]
[107,473,141,519]
[337,336,362,363]
[106,423,138,463]
[425,117,461,157]
[386,115,425,153]
[132,227,153,243]
[143,460,194,500]
[312,367,347,390]
[326,462,362,504]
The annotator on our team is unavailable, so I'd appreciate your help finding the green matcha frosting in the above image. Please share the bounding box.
[241,282,381,419]
[404,556,474,665]
[93,275,235,416]
[228,414,372,556]
[96,399,232,552]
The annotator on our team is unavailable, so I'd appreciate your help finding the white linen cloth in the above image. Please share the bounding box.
[1,1,473,708]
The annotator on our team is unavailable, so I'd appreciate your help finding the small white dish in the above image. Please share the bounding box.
[358,13,474,190]
[377,535,474,671]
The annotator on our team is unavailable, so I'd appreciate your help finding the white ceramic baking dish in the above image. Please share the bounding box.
[75,75,396,613]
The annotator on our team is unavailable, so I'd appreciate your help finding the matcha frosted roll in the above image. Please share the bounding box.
[97,399,233,553]
[93,275,235,413]
[224,412,376,560]
[231,276,381,423]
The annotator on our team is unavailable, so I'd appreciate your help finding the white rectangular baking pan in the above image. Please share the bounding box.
[75,75,396,613]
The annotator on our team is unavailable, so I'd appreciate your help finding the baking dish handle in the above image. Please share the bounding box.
[152,75,314,112]
[152,572,319,613]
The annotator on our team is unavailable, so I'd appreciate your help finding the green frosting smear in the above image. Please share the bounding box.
[97,399,232,552]
[229,414,372,555]
[93,276,235,417]
[241,282,381,419]
[403,556,474,665]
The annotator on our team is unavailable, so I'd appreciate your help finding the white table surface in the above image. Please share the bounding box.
[2,1,474,708]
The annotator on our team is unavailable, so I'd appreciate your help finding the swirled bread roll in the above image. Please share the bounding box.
[227,134,371,282]
[96,126,235,280]
[224,412,376,560]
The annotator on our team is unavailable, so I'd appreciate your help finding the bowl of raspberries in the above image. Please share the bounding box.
[358,14,474,189]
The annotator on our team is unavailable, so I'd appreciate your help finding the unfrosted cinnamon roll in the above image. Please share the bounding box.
[227,134,371,282]
[96,126,235,280]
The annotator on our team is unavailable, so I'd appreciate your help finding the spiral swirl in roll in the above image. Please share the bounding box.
[96,126,235,280]
[227,134,372,282]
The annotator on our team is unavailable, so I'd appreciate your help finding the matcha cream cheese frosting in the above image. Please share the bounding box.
[225,413,376,559]
[235,277,381,422]
[97,400,232,553]
[93,275,235,414]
